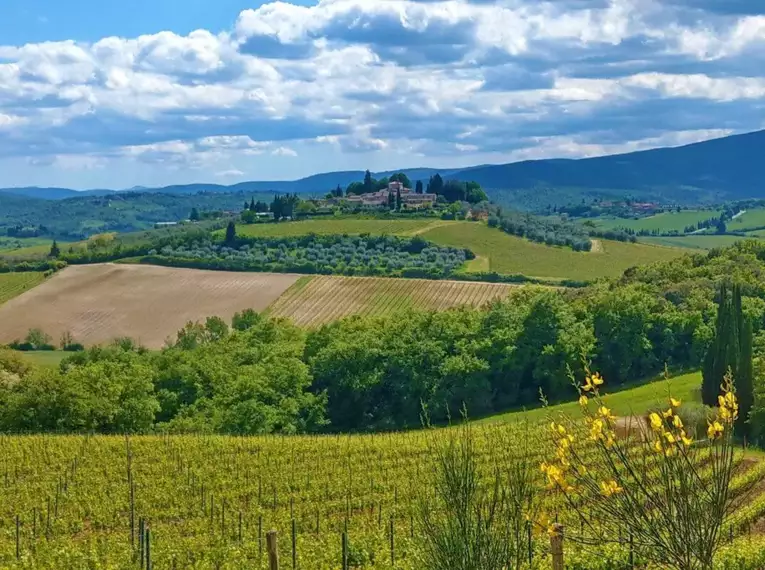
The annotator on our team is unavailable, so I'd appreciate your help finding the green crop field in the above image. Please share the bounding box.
[17,350,69,368]
[236,220,688,281]
[2,370,764,569]
[418,222,688,281]
[638,235,758,250]
[727,208,765,232]
[592,210,721,233]
[235,219,442,238]
[0,272,47,305]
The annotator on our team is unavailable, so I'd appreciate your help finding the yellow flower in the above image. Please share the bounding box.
[598,406,615,422]
[664,445,676,457]
[583,372,605,392]
[649,412,663,431]
[653,439,663,454]
[662,408,674,419]
[672,415,684,429]
[578,395,588,407]
[590,418,604,441]
[670,397,681,408]
[557,424,567,436]
[707,421,724,440]
[663,431,676,444]
[600,480,623,497]
[680,431,693,447]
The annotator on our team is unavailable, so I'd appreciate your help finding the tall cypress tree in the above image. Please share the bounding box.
[738,316,754,436]
[702,282,753,436]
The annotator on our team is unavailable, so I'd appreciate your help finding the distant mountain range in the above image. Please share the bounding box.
[2,129,763,204]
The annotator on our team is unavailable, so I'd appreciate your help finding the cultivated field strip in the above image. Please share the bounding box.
[0,264,301,348]
[267,275,516,326]
[0,272,46,305]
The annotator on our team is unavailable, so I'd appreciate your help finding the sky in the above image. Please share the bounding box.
[0,0,763,189]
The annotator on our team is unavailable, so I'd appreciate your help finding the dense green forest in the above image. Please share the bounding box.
[0,191,272,239]
[5,240,765,438]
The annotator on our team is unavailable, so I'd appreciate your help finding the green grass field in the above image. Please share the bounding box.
[418,222,688,281]
[728,208,765,232]
[639,235,757,250]
[17,350,69,368]
[236,219,688,281]
[483,371,701,424]
[592,210,721,233]
[0,272,47,304]
[235,218,440,238]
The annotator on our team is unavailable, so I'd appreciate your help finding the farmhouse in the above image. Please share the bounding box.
[345,180,437,208]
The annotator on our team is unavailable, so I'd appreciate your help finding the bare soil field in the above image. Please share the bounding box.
[0,264,300,348]
[267,275,517,327]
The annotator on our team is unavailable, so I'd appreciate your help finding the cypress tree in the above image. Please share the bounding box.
[702,282,754,437]
[224,221,237,245]
[49,240,61,258]
[738,317,754,437]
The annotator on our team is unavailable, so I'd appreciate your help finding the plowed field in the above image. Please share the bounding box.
[0,264,300,348]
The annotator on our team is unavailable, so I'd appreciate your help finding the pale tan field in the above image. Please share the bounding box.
[266,275,516,327]
[0,264,300,348]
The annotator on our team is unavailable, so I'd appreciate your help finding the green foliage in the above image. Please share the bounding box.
[702,283,754,437]
[148,233,470,278]
[0,191,271,239]
[224,221,237,245]
[417,422,538,570]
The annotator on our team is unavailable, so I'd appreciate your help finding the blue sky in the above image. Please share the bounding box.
[0,0,763,189]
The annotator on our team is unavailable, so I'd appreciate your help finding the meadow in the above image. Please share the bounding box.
[235,219,441,238]
[266,275,516,327]
[728,208,765,232]
[418,222,687,280]
[0,272,47,305]
[236,219,688,281]
[2,371,765,570]
[639,235,753,250]
[591,210,721,233]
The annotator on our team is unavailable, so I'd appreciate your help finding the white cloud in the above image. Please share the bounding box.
[0,0,763,187]
[215,168,245,177]
[272,146,298,156]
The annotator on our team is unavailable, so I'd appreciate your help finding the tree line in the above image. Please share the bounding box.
[8,241,765,435]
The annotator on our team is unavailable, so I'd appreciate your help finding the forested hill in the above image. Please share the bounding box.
[3,129,762,208]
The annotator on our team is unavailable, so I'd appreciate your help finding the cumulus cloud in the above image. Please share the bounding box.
[0,0,763,186]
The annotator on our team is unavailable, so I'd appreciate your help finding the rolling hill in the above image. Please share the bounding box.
[3,129,762,206]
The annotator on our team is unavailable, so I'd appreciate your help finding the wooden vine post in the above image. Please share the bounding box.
[550,523,564,570]
[267,529,279,570]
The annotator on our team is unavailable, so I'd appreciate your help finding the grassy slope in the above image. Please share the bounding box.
[0,272,47,304]
[18,351,69,368]
[419,222,687,281]
[728,208,765,232]
[235,218,439,238]
[639,235,755,250]
[236,219,688,281]
[482,371,701,424]
[593,210,721,233]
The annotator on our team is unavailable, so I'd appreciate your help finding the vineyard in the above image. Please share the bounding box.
[266,276,516,327]
[2,375,765,569]
[0,272,46,305]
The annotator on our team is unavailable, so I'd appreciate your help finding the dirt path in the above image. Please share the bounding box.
[407,220,455,236]
[590,239,604,253]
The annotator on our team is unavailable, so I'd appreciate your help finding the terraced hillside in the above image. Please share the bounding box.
[267,275,516,326]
